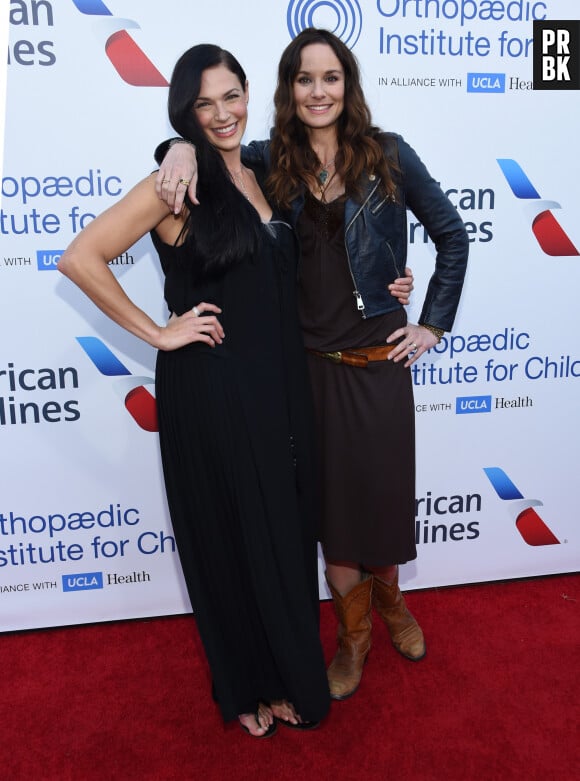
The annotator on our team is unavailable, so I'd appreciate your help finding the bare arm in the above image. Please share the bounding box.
[58,173,224,350]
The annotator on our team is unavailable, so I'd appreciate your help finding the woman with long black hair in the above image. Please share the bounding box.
[58,44,331,737]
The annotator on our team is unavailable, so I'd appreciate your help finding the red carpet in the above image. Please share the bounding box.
[1,574,578,780]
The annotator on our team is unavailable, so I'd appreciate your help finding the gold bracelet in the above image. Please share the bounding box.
[420,324,445,343]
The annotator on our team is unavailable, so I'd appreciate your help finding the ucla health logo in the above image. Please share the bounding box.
[497,159,579,256]
[62,571,103,592]
[456,395,491,414]
[467,73,506,93]
[483,467,560,546]
[76,336,158,432]
[71,0,168,86]
[287,0,362,48]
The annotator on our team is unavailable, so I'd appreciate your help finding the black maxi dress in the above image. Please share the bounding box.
[151,219,330,723]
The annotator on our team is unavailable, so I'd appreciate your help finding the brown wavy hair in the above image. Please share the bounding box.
[268,28,399,208]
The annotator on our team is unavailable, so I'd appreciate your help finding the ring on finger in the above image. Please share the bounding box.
[178,178,190,186]
[192,306,200,317]
[162,179,171,184]
[410,342,417,350]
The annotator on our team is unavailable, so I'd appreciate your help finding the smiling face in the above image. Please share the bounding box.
[193,64,248,154]
[292,43,345,132]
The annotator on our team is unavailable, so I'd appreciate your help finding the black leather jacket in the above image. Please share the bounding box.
[245,133,469,331]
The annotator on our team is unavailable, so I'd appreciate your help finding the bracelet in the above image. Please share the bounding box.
[420,324,445,343]
[168,138,195,149]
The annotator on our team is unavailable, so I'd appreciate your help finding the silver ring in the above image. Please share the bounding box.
[192,306,200,317]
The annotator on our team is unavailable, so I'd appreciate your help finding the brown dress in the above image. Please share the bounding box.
[296,191,416,567]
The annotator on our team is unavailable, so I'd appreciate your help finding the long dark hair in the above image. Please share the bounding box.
[267,28,399,208]
[168,44,262,279]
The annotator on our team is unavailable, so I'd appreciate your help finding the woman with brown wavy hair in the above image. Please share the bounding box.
[156,28,469,702]
[267,30,398,210]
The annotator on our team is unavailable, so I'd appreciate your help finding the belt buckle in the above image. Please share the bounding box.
[325,351,343,364]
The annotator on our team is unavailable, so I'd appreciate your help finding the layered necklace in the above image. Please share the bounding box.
[318,157,335,186]
[315,157,339,203]
[315,154,342,203]
[317,171,338,203]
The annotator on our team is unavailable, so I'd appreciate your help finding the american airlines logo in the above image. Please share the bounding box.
[71,0,168,86]
[483,467,560,546]
[497,159,579,256]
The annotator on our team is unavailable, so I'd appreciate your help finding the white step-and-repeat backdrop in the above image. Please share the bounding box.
[1,1,578,631]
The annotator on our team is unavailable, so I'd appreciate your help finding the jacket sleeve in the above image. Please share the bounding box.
[154,139,174,166]
[396,135,469,332]
[154,138,270,167]
[242,139,271,167]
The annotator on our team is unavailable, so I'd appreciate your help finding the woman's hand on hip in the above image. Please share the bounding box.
[388,266,414,305]
[387,323,439,367]
[156,302,224,351]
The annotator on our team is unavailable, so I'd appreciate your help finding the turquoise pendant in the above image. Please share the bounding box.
[319,168,329,184]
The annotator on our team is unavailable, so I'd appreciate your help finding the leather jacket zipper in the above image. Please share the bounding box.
[344,180,380,319]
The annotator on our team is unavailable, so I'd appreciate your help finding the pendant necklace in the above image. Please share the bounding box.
[229,167,251,201]
[318,157,335,185]
[318,169,337,203]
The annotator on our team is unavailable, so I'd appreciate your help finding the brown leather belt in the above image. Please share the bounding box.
[306,344,396,368]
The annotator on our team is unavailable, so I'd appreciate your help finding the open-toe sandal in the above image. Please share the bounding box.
[239,713,277,739]
[275,717,320,731]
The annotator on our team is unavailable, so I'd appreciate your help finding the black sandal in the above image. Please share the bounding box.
[239,713,277,739]
[275,717,320,731]
[270,700,320,730]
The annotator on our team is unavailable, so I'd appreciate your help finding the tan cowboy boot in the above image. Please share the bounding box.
[326,575,372,700]
[372,569,426,661]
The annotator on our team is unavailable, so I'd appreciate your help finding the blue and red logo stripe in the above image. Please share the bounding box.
[483,466,560,546]
[76,336,158,432]
[71,0,168,87]
[497,159,579,256]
